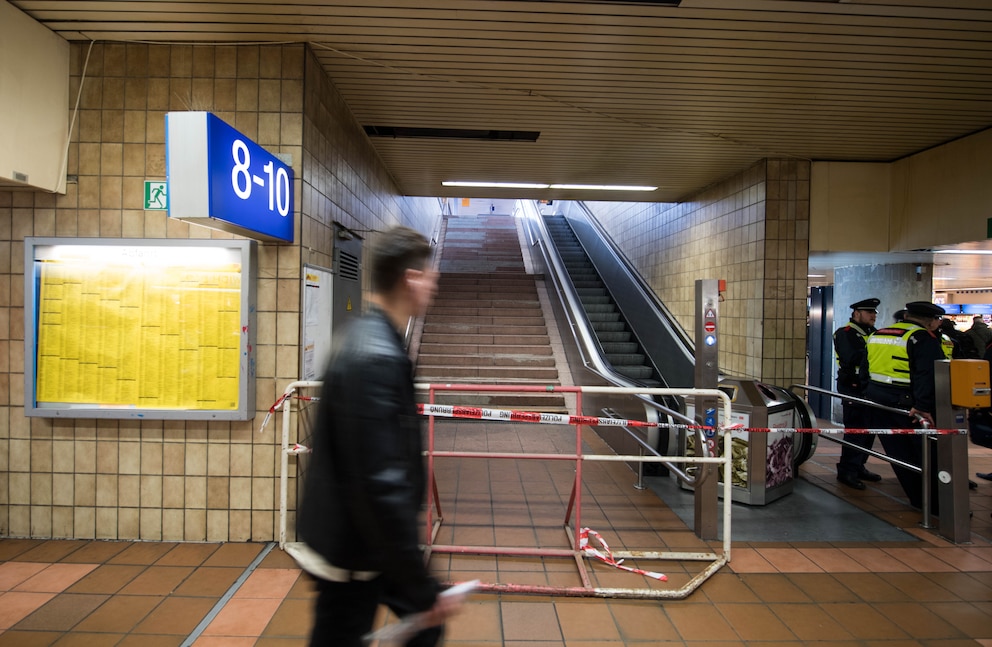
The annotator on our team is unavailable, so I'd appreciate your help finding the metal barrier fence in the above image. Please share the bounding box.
[262,381,735,600]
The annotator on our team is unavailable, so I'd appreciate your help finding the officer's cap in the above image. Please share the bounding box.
[849,298,880,312]
[905,301,945,318]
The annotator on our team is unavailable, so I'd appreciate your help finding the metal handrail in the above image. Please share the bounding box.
[789,383,935,524]
[520,201,710,483]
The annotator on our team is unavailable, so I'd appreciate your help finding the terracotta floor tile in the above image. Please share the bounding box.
[132,596,217,635]
[881,547,958,572]
[873,602,968,639]
[16,541,88,563]
[173,566,242,597]
[840,547,914,572]
[500,600,563,642]
[757,548,824,573]
[698,572,761,603]
[725,547,775,573]
[878,572,962,602]
[926,601,992,637]
[0,630,62,646]
[109,543,178,566]
[287,572,317,599]
[201,543,264,568]
[834,572,913,602]
[15,564,98,593]
[259,597,312,637]
[72,594,164,633]
[554,598,621,641]
[202,597,282,636]
[155,543,220,567]
[923,571,992,602]
[64,564,145,595]
[258,549,298,570]
[13,593,109,631]
[190,637,257,647]
[233,568,300,599]
[115,635,184,647]
[49,631,126,646]
[821,601,911,640]
[608,601,680,641]
[923,546,992,571]
[118,566,195,596]
[789,573,862,603]
[717,603,797,641]
[766,602,854,641]
[256,639,323,647]
[58,541,130,565]
[445,599,503,641]
[798,547,870,572]
[0,561,48,590]
[664,602,739,641]
[0,591,56,630]
[0,539,45,562]
[738,573,812,603]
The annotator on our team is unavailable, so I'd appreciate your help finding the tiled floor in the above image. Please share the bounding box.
[2,421,991,646]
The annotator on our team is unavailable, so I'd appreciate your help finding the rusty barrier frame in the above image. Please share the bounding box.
[419,383,734,600]
[263,381,734,600]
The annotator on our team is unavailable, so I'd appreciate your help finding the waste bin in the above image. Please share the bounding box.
[682,379,800,505]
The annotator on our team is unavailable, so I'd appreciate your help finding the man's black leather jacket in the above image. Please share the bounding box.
[297,307,437,611]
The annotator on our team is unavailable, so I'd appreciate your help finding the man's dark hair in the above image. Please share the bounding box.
[369,226,432,293]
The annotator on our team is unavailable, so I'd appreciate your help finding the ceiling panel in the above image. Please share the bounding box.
[9,0,992,287]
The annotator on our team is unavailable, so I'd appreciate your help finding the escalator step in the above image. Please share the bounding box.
[606,353,646,365]
[592,321,627,333]
[602,342,638,353]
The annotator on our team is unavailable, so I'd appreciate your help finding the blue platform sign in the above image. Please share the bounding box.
[166,112,294,243]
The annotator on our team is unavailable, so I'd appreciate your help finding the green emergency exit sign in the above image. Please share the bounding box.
[144,181,168,211]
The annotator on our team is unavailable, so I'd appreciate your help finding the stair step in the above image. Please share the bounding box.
[420,344,553,355]
[425,315,547,326]
[417,354,557,367]
[420,334,551,345]
[424,324,552,336]
[415,365,559,379]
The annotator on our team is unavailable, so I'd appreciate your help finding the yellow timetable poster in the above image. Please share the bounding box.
[36,258,242,410]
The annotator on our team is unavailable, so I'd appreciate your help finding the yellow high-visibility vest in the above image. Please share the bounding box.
[939,334,954,360]
[867,322,924,385]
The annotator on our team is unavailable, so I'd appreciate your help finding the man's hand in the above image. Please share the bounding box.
[909,408,934,427]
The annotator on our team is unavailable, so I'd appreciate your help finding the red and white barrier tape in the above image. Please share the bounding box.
[258,393,320,434]
[416,403,965,435]
[578,527,667,581]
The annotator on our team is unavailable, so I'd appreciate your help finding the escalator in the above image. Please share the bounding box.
[543,215,661,387]
[523,201,818,489]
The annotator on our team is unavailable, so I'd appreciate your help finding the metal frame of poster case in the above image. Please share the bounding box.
[23,237,257,420]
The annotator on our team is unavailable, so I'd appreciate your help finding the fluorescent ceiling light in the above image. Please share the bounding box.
[442,181,658,191]
[549,184,657,191]
[936,249,992,255]
[807,274,826,278]
[442,181,549,189]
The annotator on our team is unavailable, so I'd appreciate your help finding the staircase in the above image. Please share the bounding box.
[542,215,661,387]
[415,215,566,411]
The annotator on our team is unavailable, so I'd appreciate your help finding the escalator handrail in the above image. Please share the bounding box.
[521,202,693,429]
[567,201,696,358]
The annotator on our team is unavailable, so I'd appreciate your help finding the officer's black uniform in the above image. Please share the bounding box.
[864,301,946,511]
[834,297,881,489]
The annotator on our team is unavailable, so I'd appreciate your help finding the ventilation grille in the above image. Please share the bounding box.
[338,251,360,281]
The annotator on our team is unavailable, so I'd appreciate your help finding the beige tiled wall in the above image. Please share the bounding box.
[588,159,810,387]
[0,43,438,542]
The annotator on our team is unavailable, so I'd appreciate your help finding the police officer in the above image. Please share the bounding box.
[864,301,946,511]
[834,298,882,489]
